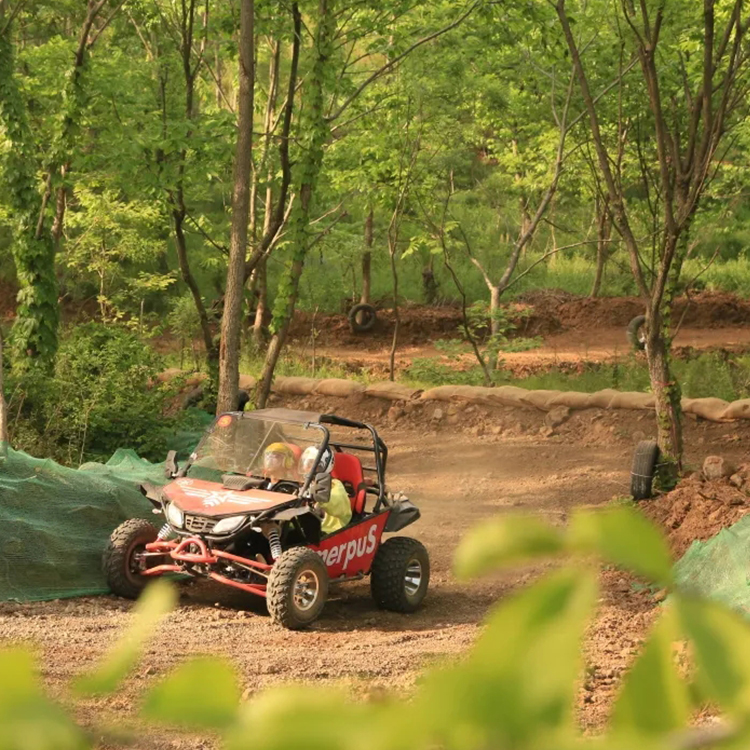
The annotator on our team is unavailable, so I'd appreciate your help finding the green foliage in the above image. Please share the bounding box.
[6,324,178,464]
[0,31,59,366]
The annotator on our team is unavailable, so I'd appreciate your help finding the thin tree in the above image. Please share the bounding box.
[555,0,749,480]
[0,328,7,453]
[216,0,254,414]
[0,0,115,366]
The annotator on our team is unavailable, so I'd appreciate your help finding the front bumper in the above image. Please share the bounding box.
[143,536,271,597]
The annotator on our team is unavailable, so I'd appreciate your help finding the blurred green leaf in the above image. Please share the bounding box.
[454,514,564,579]
[141,656,240,728]
[0,649,88,750]
[677,595,750,713]
[224,685,376,750]
[75,580,177,696]
[568,506,673,585]
[414,567,597,749]
[612,606,690,735]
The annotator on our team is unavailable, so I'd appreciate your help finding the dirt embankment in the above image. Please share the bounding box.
[640,460,750,557]
[289,291,750,349]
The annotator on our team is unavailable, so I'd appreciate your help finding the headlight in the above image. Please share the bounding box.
[212,515,247,535]
[166,502,184,528]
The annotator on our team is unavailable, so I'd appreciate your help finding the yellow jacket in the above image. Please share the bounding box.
[321,478,352,534]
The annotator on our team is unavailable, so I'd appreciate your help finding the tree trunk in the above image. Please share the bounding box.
[252,258,268,346]
[360,206,373,305]
[0,328,8,452]
[590,197,611,298]
[646,327,683,486]
[388,234,400,382]
[486,283,502,373]
[255,0,333,409]
[173,208,217,364]
[217,0,255,415]
[256,257,303,408]
[422,256,438,304]
[646,234,683,486]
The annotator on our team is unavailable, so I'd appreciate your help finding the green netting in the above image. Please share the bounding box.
[0,413,210,602]
[674,515,750,615]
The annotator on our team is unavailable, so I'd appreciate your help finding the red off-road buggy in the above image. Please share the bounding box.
[104,408,429,629]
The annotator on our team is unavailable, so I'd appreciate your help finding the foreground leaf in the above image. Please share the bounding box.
[677,594,750,713]
[454,514,564,579]
[612,605,690,735]
[415,567,598,748]
[75,580,177,695]
[568,506,673,585]
[141,657,240,728]
[0,649,88,750]
[224,685,377,750]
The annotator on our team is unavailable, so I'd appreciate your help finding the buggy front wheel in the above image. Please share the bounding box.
[103,519,159,599]
[267,548,329,629]
[371,537,430,613]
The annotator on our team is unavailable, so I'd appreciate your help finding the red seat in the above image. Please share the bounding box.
[332,452,367,515]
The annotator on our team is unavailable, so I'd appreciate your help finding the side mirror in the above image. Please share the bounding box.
[165,450,179,479]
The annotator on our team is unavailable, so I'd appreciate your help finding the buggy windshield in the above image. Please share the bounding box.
[187,413,327,484]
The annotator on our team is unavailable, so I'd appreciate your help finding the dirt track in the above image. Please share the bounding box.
[4,393,750,747]
[287,293,750,377]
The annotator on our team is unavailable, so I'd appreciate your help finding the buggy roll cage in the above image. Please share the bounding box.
[319,413,389,514]
[182,409,389,514]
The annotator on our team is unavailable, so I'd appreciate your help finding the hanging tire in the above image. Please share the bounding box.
[267,547,329,629]
[237,389,250,411]
[370,537,430,613]
[103,519,159,599]
[631,440,660,500]
[626,315,647,351]
[348,303,377,333]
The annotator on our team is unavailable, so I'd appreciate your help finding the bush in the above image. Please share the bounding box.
[7,324,176,464]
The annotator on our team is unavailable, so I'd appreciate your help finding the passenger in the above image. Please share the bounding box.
[299,446,352,534]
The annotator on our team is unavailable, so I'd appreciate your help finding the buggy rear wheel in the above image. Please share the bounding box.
[267,548,329,630]
[103,519,159,599]
[370,537,429,613]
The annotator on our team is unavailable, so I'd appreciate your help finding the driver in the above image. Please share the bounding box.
[299,446,352,534]
[261,442,301,487]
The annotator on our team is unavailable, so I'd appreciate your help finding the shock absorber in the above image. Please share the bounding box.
[157,523,172,540]
[267,525,282,560]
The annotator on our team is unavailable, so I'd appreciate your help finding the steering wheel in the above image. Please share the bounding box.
[272,480,299,495]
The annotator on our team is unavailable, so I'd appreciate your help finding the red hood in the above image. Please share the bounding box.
[163,477,293,516]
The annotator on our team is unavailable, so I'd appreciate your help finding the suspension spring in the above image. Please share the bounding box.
[267,526,282,560]
[157,523,172,540]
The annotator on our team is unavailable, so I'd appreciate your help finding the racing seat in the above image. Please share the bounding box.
[332,452,367,515]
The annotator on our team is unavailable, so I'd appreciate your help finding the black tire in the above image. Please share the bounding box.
[237,389,250,411]
[348,303,377,333]
[103,519,159,599]
[631,440,660,500]
[370,537,430,613]
[267,547,329,629]
[626,315,647,351]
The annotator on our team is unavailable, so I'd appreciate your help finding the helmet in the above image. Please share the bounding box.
[299,445,333,477]
[263,442,298,476]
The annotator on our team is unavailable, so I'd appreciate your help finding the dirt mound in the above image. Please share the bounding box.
[639,467,750,557]
[289,304,466,348]
[554,292,750,333]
